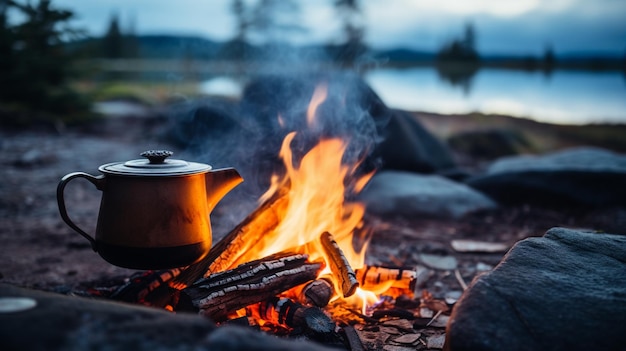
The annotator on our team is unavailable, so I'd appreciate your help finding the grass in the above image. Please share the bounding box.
[73,80,205,106]
[414,111,626,155]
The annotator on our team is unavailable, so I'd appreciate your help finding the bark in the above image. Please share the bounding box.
[247,297,335,334]
[300,278,333,307]
[180,252,322,321]
[320,231,359,297]
[355,265,417,293]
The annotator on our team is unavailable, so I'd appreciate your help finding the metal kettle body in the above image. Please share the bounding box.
[57,150,243,270]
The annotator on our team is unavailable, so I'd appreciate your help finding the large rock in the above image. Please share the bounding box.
[377,109,458,174]
[445,227,626,351]
[358,171,497,219]
[466,147,626,207]
[447,128,534,161]
[0,284,333,351]
[240,73,458,175]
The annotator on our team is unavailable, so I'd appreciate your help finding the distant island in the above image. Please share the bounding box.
[68,34,626,73]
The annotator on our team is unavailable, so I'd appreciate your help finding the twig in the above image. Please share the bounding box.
[454,269,468,291]
[426,310,443,327]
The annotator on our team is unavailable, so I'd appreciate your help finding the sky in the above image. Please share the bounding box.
[47,0,626,56]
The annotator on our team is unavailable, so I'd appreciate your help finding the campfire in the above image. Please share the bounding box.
[102,83,450,349]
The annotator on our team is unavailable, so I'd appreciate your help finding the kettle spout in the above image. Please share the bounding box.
[205,168,243,213]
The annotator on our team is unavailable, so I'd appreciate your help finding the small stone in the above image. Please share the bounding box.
[476,262,493,271]
[451,240,509,253]
[426,334,446,349]
[393,333,422,345]
[419,307,433,318]
[419,253,458,270]
[444,290,463,305]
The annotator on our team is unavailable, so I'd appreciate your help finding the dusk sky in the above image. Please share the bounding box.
[50,0,626,56]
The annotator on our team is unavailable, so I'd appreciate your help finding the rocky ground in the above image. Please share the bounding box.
[0,111,618,291]
[1,93,625,350]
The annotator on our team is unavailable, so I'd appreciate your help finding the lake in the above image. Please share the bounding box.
[200,67,626,125]
[364,67,626,125]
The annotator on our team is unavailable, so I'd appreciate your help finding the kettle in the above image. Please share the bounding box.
[57,150,243,269]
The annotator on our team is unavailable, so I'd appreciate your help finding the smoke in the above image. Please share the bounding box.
[163,49,392,235]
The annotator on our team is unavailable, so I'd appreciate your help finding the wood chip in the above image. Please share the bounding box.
[451,239,509,253]
[393,333,422,345]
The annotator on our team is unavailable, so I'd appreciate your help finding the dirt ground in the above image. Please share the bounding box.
[0,113,623,297]
[2,112,625,351]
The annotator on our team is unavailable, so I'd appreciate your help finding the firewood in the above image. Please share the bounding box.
[170,184,290,289]
[179,252,322,321]
[300,278,333,307]
[248,297,335,334]
[111,268,183,302]
[355,265,417,292]
[320,231,359,298]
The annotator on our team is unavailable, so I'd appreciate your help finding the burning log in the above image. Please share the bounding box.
[179,252,322,321]
[247,297,335,334]
[111,268,182,303]
[320,231,359,298]
[300,278,334,307]
[355,266,417,292]
[170,184,289,289]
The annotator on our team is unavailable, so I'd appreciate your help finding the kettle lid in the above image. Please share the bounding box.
[99,150,211,176]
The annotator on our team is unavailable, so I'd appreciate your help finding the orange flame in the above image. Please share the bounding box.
[232,83,379,313]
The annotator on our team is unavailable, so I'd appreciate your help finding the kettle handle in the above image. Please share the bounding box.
[57,172,105,251]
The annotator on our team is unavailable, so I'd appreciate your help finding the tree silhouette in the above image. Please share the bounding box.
[0,0,90,125]
[102,13,122,58]
[542,43,556,75]
[437,23,479,63]
[333,0,366,65]
[222,0,305,61]
[248,0,305,44]
[435,23,480,93]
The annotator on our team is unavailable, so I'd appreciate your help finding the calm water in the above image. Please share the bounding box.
[364,68,626,125]
[198,67,626,125]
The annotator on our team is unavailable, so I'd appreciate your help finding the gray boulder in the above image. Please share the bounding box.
[377,110,459,175]
[466,147,626,207]
[445,227,626,351]
[358,171,497,219]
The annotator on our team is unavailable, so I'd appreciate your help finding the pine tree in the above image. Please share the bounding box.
[0,0,90,126]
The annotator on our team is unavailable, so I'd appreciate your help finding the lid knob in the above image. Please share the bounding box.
[140,150,173,164]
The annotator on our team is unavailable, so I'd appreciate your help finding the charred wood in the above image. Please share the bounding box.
[179,252,322,321]
[355,265,417,292]
[300,278,333,308]
[111,268,182,303]
[248,297,335,335]
[320,231,359,297]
